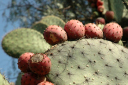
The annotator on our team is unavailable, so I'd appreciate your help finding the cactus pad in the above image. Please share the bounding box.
[109,0,124,23]
[31,21,48,34]
[15,72,23,85]
[0,73,10,85]
[2,28,51,58]
[40,15,65,28]
[45,38,128,85]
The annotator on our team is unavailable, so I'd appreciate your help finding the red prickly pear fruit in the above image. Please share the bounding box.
[123,26,128,39]
[17,52,34,73]
[37,81,54,85]
[43,25,67,45]
[103,22,123,42]
[105,11,114,21]
[97,5,104,12]
[28,53,51,75]
[97,0,103,7]
[84,23,103,38]
[21,72,46,85]
[95,17,105,25]
[64,19,85,40]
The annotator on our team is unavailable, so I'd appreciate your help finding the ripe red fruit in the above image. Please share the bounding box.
[103,22,123,42]
[97,0,104,7]
[28,53,51,75]
[64,19,85,40]
[21,72,46,85]
[17,52,34,73]
[95,17,105,24]
[85,23,103,38]
[97,5,104,12]
[123,26,128,39]
[105,11,114,21]
[37,81,54,85]
[43,25,67,45]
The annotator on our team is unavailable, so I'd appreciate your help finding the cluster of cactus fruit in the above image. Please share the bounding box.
[88,0,104,13]
[88,0,115,22]
[17,52,54,85]
[43,19,123,45]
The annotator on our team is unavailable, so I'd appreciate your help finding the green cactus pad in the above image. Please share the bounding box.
[2,28,51,58]
[103,0,125,23]
[109,0,124,23]
[0,73,10,85]
[102,0,109,14]
[40,15,65,29]
[15,72,23,85]
[45,38,128,85]
[31,21,48,34]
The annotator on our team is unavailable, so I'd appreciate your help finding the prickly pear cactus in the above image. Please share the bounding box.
[0,73,10,85]
[31,21,49,34]
[45,38,128,85]
[2,28,51,58]
[40,15,65,28]
[15,72,23,85]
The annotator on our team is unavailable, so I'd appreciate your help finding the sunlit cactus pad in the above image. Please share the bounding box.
[45,38,128,85]
[0,73,10,85]
[2,28,51,58]
[40,15,65,28]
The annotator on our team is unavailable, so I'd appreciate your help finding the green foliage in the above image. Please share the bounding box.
[40,15,65,29]
[45,38,128,85]
[0,73,10,85]
[2,28,51,58]
[2,0,93,27]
